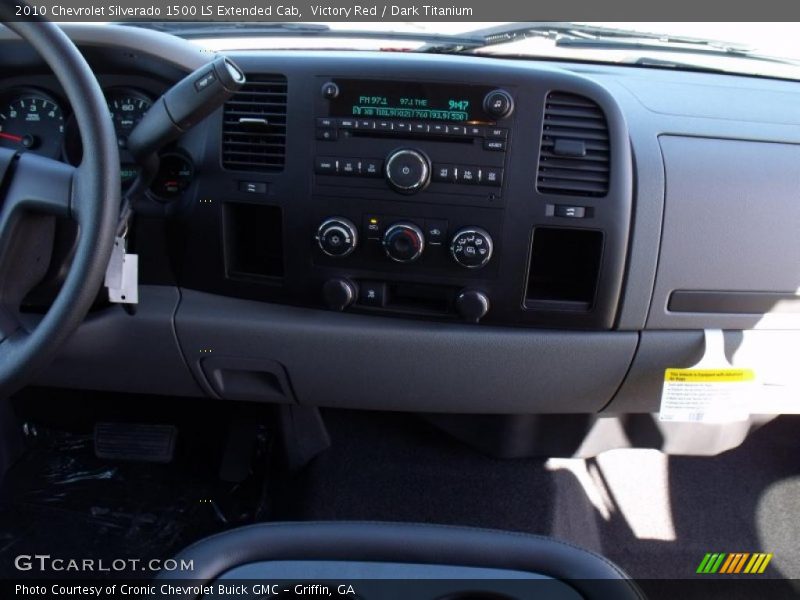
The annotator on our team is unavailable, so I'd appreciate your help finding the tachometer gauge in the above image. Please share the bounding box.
[0,91,64,159]
[106,89,152,149]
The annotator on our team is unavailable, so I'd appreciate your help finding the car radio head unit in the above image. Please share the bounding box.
[327,79,506,123]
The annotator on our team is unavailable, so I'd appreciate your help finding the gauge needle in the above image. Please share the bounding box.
[0,132,23,142]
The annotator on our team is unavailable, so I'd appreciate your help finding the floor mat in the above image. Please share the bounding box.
[0,392,274,579]
[278,410,800,592]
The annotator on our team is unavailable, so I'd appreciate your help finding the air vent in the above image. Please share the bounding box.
[537,92,609,197]
[222,74,287,172]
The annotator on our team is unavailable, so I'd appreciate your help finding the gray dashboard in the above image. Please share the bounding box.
[3,25,799,428]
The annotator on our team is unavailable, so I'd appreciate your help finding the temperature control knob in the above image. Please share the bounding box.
[385,149,430,193]
[383,222,425,263]
[450,227,493,269]
[316,217,358,258]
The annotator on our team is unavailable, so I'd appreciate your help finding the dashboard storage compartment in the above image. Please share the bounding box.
[223,202,284,280]
[525,227,603,311]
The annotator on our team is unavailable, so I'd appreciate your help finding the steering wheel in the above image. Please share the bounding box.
[0,21,120,396]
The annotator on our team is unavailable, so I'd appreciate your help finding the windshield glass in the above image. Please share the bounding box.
[124,22,800,81]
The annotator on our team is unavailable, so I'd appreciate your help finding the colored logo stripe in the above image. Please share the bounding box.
[697,552,773,574]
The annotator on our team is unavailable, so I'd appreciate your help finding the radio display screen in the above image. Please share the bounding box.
[329,79,496,123]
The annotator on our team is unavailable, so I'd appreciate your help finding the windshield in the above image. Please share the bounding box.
[118,21,800,82]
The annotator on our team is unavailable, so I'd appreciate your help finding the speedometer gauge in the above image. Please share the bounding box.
[106,89,152,148]
[0,91,64,159]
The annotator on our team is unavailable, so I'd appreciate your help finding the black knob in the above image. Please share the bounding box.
[316,217,357,258]
[323,278,357,311]
[385,149,430,193]
[456,290,490,323]
[450,227,493,269]
[383,222,425,263]
[483,89,514,119]
[321,81,339,99]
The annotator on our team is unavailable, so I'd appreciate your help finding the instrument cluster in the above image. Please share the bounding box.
[0,86,193,200]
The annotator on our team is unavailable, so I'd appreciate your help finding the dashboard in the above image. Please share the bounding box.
[3,25,800,444]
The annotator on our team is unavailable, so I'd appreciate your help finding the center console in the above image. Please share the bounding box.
[176,53,633,330]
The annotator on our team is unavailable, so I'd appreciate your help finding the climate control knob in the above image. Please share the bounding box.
[450,227,493,269]
[383,222,425,263]
[316,217,358,258]
[385,149,430,193]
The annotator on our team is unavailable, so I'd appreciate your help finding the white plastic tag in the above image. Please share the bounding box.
[659,329,754,423]
[105,236,138,304]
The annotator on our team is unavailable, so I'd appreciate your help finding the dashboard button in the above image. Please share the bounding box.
[449,125,466,135]
[315,157,338,174]
[316,117,336,128]
[466,125,484,137]
[554,204,586,218]
[432,164,457,183]
[481,167,504,186]
[316,128,338,141]
[340,159,359,175]
[483,139,506,151]
[458,166,481,184]
[424,219,448,245]
[363,215,384,240]
[412,122,429,133]
[361,158,383,177]
[486,127,508,139]
[239,181,267,194]
[357,119,375,129]
[377,120,393,131]
[339,118,356,128]
[431,124,447,134]
[394,121,411,132]
[358,281,385,307]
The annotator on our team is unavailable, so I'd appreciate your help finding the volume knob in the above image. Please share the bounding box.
[385,149,430,193]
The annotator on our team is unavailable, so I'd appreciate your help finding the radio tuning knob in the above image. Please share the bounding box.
[483,89,514,119]
[456,289,490,323]
[316,217,358,257]
[385,149,430,193]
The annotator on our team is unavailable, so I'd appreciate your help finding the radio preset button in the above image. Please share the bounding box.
[394,122,411,132]
[377,121,393,131]
[412,122,429,133]
[431,124,448,134]
[357,119,375,129]
[385,149,430,193]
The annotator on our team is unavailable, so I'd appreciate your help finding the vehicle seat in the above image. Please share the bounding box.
[157,521,645,600]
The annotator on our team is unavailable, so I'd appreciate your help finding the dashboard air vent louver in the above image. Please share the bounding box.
[537,92,610,197]
[222,74,287,172]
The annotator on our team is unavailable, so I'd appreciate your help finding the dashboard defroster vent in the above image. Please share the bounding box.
[222,74,287,172]
[537,92,609,197]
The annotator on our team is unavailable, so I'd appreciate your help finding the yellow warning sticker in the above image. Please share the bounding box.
[664,369,756,383]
